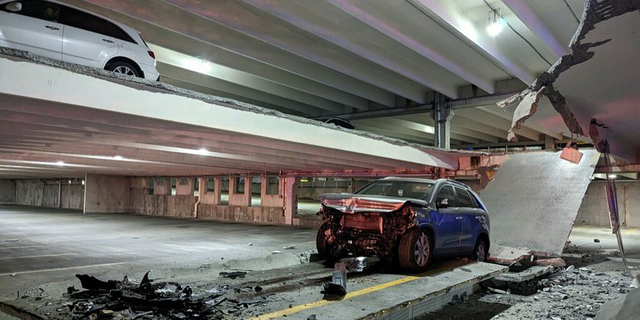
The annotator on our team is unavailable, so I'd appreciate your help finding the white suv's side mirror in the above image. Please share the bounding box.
[6,2,22,12]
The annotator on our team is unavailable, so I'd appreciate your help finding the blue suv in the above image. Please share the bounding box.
[317,177,490,272]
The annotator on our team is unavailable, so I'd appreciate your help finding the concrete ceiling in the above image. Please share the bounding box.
[53,0,587,148]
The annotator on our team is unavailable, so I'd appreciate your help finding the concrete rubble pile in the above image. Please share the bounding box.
[486,265,632,320]
[46,271,267,320]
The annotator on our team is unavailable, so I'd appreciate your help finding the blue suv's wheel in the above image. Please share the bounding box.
[398,228,432,272]
[316,223,339,263]
[471,238,489,262]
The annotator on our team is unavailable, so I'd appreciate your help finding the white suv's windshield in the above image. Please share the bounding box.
[355,181,434,199]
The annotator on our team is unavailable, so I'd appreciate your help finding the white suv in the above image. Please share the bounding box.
[0,0,159,80]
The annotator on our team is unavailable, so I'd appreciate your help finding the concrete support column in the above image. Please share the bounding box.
[431,94,453,149]
[243,175,252,207]
[213,177,222,205]
[282,177,298,225]
[545,135,555,150]
[260,174,267,206]
[154,178,171,195]
[0,179,15,204]
[57,181,62,208]
[83,174,130,214]
[229,176,237,198]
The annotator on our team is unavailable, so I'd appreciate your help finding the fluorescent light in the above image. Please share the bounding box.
[113,155,124,160]
[56,161,65,166]
[486,9,506,37]
[486,21,503,36]
[609,174,618,179]
[197,148,209,155]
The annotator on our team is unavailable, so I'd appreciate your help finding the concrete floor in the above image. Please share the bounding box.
[0,205,316,302]
[2,205,640,320]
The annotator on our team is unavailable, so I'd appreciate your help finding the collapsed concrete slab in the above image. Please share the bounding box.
[480,150,600,257]
[498,0,640,161]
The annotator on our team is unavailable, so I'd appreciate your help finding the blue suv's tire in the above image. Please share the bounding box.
[398,228,432,273]
[471,238,489,262]
[316,223,338,263]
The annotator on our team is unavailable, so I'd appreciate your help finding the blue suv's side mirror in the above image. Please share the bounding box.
[436,198,449,209]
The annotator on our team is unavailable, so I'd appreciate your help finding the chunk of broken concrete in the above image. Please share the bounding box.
[75,274,118,290]
[219,271,247,279]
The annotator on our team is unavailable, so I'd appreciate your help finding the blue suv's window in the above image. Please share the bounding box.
[455,187,473,207]
[436,185,458,207]
[356,181,433,199]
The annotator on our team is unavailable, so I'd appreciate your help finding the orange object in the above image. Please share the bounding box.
[560,140,583,164]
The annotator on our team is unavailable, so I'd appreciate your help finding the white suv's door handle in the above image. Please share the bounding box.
[102,39,115,43]
[45,25,59,31]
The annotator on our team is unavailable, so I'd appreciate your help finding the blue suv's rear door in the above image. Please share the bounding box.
[455,186,483,255]
[434,185,461,255]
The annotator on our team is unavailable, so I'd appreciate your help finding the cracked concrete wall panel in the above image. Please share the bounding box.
[479,150,599,255]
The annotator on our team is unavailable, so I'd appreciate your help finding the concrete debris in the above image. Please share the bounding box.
[488,287,509,294]
[272,250,282,254]
[283,245,296,250]
[75,274,119,290]
[219,271,247,279]
[307,315,317,320]
[41,271,268,319]
[594,288,640,320]
[247,243,253,246]
[594,239,601,243]
[488,263,632,320]
[504,87,546,142]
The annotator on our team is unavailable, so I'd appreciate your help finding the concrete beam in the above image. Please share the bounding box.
[155,48,349,114]
[61,0,396,108]
[244,0,462,98]
[408,0,537,84]
[454,108,542,141]
[502,0,568,57]
[160,0,429,103]
[325,0,496,95]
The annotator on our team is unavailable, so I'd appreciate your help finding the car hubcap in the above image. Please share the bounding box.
[113,66,135,76]
[477,243,486,261]
[414,233,430,267]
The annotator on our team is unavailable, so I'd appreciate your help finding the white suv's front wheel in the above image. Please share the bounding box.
[106,61,141,78]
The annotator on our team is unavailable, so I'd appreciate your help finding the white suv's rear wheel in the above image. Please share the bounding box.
[106,61,140,78]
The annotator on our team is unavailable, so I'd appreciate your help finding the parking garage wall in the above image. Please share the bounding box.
[13,180,83,209]
[576,181,640,228]
[0,180,15,204]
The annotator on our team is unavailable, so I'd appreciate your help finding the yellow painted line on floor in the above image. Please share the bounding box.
[0,253,77,260]
[0,262,127,276]
[250,264,462,320]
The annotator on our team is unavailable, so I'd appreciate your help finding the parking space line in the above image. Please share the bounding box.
[250,263,465,320]
[0,262,126,277]
[0,245,45,250]
[0,253,77,260]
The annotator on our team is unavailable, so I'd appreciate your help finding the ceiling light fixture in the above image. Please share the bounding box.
[609,174,618,179]
[486,9,505,37]
[197,148,209,155]
[56,161,65,166]
[114,155,124,160]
